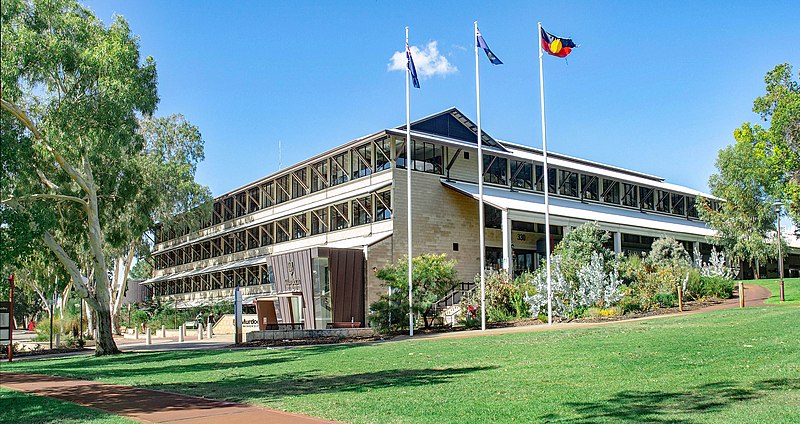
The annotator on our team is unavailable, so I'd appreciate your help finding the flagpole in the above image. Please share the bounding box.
[474,21,487,331]
[406,26,414,337]
[538,22,553,325]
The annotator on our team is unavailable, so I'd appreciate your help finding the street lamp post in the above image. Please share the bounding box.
[774,202,785,302]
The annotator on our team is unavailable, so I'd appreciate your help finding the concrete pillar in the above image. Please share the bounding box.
[197,323,203,340]
[161,325,166,338]
[206,322,212,339]
[501,210,512,274]
[145,328,151,345]
[178,324,185,342]
[134,327,139,339]
[692,241,701,259]
[55,332,60,348]
[613,232,622,255]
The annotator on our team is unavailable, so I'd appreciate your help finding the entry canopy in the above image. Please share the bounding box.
[442,179,715,238]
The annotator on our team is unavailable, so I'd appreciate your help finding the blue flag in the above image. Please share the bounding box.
[477,29,503,65]
[406,44,420,88]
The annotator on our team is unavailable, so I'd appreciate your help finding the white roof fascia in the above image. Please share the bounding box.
[442,180,715,239]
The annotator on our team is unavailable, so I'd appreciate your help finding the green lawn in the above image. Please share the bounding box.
[748,277,800,305]
[3,307,799,423]
[0,388,133,424]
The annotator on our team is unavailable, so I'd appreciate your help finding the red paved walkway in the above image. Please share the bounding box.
[0,372,336,424]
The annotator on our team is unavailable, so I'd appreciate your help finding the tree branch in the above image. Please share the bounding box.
[3,193,88,207]
[1,97,91,192]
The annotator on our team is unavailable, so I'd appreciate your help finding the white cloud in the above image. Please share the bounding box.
[387,41,457,79]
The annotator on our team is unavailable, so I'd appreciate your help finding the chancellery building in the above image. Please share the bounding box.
[143,108,799,329]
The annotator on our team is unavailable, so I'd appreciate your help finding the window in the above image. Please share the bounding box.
[234,231,246,252]
[235,193,246,217]
[484,205,502,229]
[311,207,328,235]
[375,190,391,221]
[483,155,508,185]
[352,143,373,179]
[558,170,578,197]
[548,168,557,193]
[671,193,685,216]
[275,218,290,243]
[535,165,544,191]
[352,196,372,226]
[622,183,637,207]
[374,138,392,172]
[260,223,274,246]
[291,169,308,199]
[396,139,407,169]
[261,181,274,208]
[247,187,260,213]
[511,161,533,190]
[223,197,234,221]
[331,202,349,230]
[581,175,598,201]
[655,190,670,213]
[311,160,328,193]
[291,213,308,239]
[688,196,699,218]
[330,152,349,186]
[639,187,654,210]
[602,179,620,204]
[412,141,443,174]
[275,175,291,204]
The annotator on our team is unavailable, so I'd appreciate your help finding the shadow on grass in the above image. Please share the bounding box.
[544,378,800,423]
[144,365,497,404]
[11,344,365,381]
[0,388,125,423]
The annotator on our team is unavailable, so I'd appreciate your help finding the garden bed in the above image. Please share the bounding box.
[1,346,90,359]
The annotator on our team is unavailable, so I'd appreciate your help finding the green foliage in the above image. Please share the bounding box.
[462,270,534,323]
[686,275,735,300]
[653,293,677,308]
[554,221,614,282]
[649,237,690,267]
[369,254,459,332]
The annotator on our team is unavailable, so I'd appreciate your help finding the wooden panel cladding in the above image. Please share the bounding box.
[269,250,315,328]
[318,248,365,325]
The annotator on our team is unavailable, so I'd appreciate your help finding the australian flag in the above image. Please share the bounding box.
[407,44,420,88]
[477,29,503,65]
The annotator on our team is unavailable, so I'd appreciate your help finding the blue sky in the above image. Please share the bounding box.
[85,0,798,196]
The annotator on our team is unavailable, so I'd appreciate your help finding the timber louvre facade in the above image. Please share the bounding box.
[143,108,798,329]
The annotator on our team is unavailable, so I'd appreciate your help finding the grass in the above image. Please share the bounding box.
[747,277,800,305]
[0,388,134,424]
[3,307,799,423]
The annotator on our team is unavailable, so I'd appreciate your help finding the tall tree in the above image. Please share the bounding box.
[106,114,211,333]
[699,133,779,278]
[751,63,800,225]
[1,0,158,355]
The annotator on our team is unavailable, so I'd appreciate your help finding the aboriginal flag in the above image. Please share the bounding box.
[540,27,576,58]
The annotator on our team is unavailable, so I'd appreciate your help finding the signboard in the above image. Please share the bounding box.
[0,301,11,343]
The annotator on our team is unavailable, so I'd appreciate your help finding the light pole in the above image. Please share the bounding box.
[774,202,785,302]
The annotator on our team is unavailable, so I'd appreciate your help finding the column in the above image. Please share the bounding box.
[614,232,622,255]
[692,241,700,260]
[502,210,512,274]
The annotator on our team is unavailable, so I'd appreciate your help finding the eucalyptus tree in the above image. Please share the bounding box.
[1,0,158,355]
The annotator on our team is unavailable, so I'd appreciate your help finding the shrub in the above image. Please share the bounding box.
[653,293,677,308]
[465,270,535,323]
[369,254,459,331]
[525,253,624,319]
[649,237,690,267]
[554,222,615,282]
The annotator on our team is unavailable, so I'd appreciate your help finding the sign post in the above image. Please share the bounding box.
[234,286,243,345]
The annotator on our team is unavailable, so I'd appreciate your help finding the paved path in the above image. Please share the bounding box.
[1,372,336,424]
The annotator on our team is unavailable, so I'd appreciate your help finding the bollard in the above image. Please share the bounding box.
[55,332,61,348]
[145,328,152,345]
[739,282,745,308]
[206,322,212,339]
[178,324,184,342]
[134,327,139,339]
[161,325,166,338]
[198,323,203,340]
